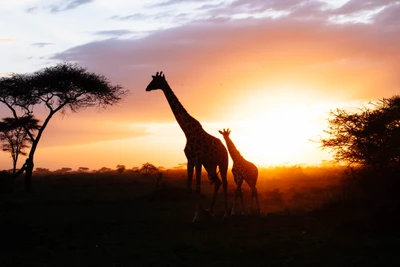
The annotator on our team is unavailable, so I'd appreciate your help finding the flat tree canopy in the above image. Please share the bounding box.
[320,95,400,170]
[140,162,159,177]
[0,63,127,192]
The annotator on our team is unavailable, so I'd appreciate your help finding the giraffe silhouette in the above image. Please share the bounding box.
[219,128,260,215]
[146,72,229,222]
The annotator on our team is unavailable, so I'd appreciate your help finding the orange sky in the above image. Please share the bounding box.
[1,0,400,171]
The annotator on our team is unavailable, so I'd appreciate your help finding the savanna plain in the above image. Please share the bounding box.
[1,166,400,267]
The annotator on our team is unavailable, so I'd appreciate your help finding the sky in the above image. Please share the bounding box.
[1,0,400,171]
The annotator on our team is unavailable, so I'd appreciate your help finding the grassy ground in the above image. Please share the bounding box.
[1,171,399,266]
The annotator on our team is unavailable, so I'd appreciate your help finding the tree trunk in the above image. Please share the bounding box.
[24,159,34,193]
[12,160,16,175]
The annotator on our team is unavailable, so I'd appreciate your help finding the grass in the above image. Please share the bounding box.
[1,169,399,266]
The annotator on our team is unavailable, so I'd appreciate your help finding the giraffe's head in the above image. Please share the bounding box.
[218,128,231,139]
[146,71,167,91]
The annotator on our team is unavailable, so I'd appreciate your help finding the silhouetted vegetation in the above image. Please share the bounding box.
[320,95,400,169]
[319,95,400,236]
[34,168,51,175]
[0,116,39,174]
[139,162,159,177]
[53,167,73,175]
[96,167,113,174]
[116,164,126,173]
[0,63,127,192]
[0,170,13,194]
[77,167,89,173]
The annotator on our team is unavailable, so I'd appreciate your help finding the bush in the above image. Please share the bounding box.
[0,171,13,194]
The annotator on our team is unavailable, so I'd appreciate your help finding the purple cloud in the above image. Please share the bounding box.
[32,42,54,48]
[94,30,134,37]
[27,0,94,13]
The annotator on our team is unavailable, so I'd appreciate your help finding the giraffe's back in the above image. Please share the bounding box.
[184,132,228,167]
[232,159,258,186]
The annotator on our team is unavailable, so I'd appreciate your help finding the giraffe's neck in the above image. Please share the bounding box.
[223,137,244,162]
[161,83,203,137]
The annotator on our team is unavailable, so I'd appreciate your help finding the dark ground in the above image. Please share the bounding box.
[1,172,399,267]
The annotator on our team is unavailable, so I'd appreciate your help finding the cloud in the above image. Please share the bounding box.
[94,30,134,37]
[27,0,94,13]
[373,2,400,25]
[32,42,54,48]
[108,1,223,25]
[0,38,12,43]
[333,0,396,15]
[110,13,147,21]
[110,11,195,25]
[200,0,396,22]
[197,2,227,10]
[153,0,214,7]
[52,1,400,123]
[94,29,154,40]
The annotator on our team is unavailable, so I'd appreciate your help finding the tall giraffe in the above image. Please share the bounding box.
[146,72,229,222]
[219,128,260,215]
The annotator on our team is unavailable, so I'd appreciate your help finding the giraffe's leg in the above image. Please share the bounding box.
[220,165,229,219]
[206,175,221,217]
[187,161,194,192]
[249,185,254,214]
[192,163,202,222]
[231,185,239,216]
[239,187,245,215]
[251,186,261,215]
[235,178,244,215]
[232,185,243,216]
[203,160,228,219]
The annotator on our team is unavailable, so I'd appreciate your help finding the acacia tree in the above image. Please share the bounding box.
[34,168,51,175]
[0,116,40,174]
[320,95,400,170]
[139,162,159,177]
[0,63,127,192]
[116,164,126,173]
[78,167,89,173]
[53,167,72,174]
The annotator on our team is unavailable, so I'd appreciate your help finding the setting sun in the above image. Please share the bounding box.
[213,87,332,167]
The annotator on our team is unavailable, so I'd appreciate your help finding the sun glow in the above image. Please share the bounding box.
[218,87,332,166]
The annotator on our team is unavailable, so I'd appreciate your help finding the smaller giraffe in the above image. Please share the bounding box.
[219,128,260,215]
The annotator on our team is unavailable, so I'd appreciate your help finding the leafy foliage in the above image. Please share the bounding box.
[78,167,89,172]
[116,164,126,173]
[97,167,113,173]
[34,168,51,175]
[53,167,73,174]
[29,63,127,113]
[320,95,400,169]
